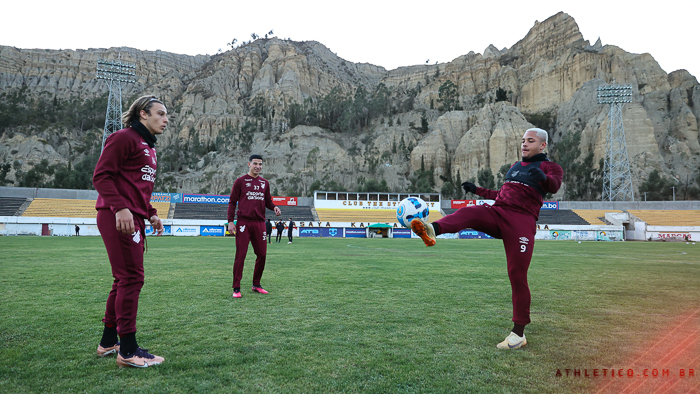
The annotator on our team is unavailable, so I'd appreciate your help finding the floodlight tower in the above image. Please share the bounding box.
[96,58,136,151]
[597,82,635,201]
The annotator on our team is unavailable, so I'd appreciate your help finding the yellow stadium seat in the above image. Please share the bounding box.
[628,210,700,226]
[22,198,170,219]
[571,210,623,225]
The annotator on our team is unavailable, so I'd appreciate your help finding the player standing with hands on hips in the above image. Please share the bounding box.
[228,154,281,298]
[93,95,167,368]
[411,128,563,350]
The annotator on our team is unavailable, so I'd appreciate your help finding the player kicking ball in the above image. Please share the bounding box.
[411,128,563,350]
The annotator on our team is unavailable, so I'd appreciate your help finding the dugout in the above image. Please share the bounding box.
[368,223,392,238]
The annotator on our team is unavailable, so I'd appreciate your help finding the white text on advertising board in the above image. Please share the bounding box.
[341,200,436,209]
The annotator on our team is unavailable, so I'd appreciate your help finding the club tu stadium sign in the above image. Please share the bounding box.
[315,200,438,210]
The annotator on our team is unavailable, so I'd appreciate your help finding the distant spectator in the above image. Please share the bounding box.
[275,220,284,243]
[266,219,273,244]
[287,218,295,244]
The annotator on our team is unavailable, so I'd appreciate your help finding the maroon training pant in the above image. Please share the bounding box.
[435,204,536,326]
[97,209,145,336]
[233,220,267,289]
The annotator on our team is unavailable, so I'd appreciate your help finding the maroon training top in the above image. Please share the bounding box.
[476,160,563,220]
[93,127,158,220]
[227,174,276,222]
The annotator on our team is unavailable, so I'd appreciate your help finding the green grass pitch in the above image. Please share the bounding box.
[1,236,699,393]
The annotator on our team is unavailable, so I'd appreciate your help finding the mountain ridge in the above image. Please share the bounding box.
[1,12,698,200]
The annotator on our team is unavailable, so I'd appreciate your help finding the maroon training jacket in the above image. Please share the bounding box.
[475,160,563,220]
[93,127,158,220]
[227,174,276,222]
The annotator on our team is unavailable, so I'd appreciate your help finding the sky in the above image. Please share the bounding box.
[2,1,698,78]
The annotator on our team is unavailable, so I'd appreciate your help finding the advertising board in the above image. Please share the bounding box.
[272,196,297,206]
[392,228,412,238]
[458,230,494,239]
[299,228,321,237]
[345,228,367,238]
[145,225,172,236]
[321,228,343,238]
[173,226,200,236]
[200,226,224,236]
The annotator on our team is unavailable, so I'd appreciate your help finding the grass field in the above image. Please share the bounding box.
[1,236,699,393]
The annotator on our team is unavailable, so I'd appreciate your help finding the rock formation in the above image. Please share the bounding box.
[1,12,698,199]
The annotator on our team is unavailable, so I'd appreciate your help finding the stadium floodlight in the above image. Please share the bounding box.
[597,82,635,201]
[96,58,136,152]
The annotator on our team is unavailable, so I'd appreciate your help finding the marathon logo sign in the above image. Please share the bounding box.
[541,201,559,210]
[200,226,224,237]
[345,228,367,238]
[321,228,343,238]
[458,230,494,239]
[299,228,321,237]
[392,228,412,238]
[183,194,230,204]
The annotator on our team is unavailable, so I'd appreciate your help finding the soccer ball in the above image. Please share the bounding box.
[396,197,429,228]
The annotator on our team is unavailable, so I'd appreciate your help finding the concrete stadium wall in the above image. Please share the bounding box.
[440,199,700,210]
[0,186,99,200]
[2,187,697,210]
[559,201,700,210]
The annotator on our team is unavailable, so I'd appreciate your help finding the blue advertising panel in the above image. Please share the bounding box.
[299,228,321,237]
[150,193,182,203]
[345,228,367,238]
[458,229,494,239]
[541,201,559,210]
[321,228,343,238]
[182,194,230,204]
[145,225,172,236]
[392,228,412,238]
[200,226,225,237]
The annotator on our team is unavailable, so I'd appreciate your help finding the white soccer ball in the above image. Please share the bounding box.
[396,197,430,228]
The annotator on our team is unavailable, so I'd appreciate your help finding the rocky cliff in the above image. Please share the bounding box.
[1,12,698,199]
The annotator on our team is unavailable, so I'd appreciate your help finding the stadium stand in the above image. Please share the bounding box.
[316,208,443,223]
[0,197,28,216]
[537,210,589,225]
[22,198,170,219]
[172,203,314,221]
[172,203,226,220]
[628,210,700,226]
[442,207,588,225]
[572,209,622,225]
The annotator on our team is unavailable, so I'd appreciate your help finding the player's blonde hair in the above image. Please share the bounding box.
[122,95,164,126]
[526,128,548,144]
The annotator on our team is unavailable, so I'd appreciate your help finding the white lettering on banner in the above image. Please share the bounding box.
[322,200,438,210]
[182,195,230,204]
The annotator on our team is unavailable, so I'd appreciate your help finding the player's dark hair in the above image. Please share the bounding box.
[249,154,263,162]
[122,95,164,126]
